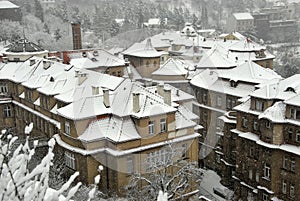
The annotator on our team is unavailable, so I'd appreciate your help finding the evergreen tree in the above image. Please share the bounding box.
[43,23,50,34]
[54,28,62,41]
[201,1,208,29]
[34,0,44,22]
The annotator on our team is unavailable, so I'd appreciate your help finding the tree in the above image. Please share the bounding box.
[125,144,203,200]
[34,0,44,22]
[0,20,22,43]
[43,24,50,34]
[0,130,102,201]
[54,28,62,42]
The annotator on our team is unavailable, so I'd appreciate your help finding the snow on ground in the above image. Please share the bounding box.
[199,170,233,201]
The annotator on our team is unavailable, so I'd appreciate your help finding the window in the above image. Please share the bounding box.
[290,184,295,197]
[290,108,300,119]
[216,154,221,163]
[217,96,222,107]
[249,146,254,157]
[288,128,293,140]
[283,156,288,169]
[65,152,75,170]
[3,105,11,118]
[263,163,270,179]
[153,61,157,68]
[146,61,150,68]
[242,117,248,128]
[253,121,259,131]
[202,93,207,104]
[160,118,166,133]
[256,172,259,182]
[226,98,232,109]
[249,169,253,180]
[230,80,237,88]
[148,120,155,135]
[202,111,207,123]
[282,180,287,194]
[291,108,296,119]
[182,144,187,158]
[127,156,133,173]
[263,193,268,201]
[255,99,264,111]
[0,84,8,94]
[290,159,296,172]
[65,121,70,135]
[117,71,122,77]
[265,121,271,129]
[296,130,300,142]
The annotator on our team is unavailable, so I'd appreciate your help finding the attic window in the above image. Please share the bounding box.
[91,58,97,62]
[50,77,55,82]
[285,87,296,93]
[230,80,237,88]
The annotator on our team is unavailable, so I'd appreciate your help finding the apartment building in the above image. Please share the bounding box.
[190,61,281,177]
[0,47,201,197]
[231,75,300,200]
[226,12,254,33]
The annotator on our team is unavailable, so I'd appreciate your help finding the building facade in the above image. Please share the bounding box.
[231,75,300,200]
[0,54,201,197]
[190,61,281,185]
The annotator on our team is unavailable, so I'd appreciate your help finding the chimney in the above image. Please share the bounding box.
[93,50,98,56]
[30,58,36,66]
[92,86,99,95]
[103,88,110,108]
[43,60,51,69]
[164,87,172,106]
[145,79,153,87]
[71,22,82,50]
[132,92,140,113]
[75,70,80,77]
[78,73,87,85]
[2,57,8,63]
[157,82,164,96]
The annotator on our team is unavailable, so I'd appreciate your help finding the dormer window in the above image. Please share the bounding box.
[285,87,296,93]
[290,108,300,119]
[230,80,237,88]
[255,99,264,111]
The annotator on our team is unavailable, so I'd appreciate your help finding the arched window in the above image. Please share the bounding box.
[153,61,157,68]
[146,60,150,68]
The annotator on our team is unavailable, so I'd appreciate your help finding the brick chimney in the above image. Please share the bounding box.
[103,88,110,108]
[71,22,82,50]
[133,92,140,113]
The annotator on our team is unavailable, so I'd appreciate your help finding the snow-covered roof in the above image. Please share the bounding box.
[69,49,126,69]
[251,74,300,100]
[78,116,141,143]
[191,61,280,98]
[217,61,281,83]
[6,38,45,53]
[0,1,19,9]
[258,102,286,123]
[122,39,164,58]
[152,58,188,76]
[196,45,237,69]
[219,32,246,40]
[146,83,195,103]
[233,12,254,20]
